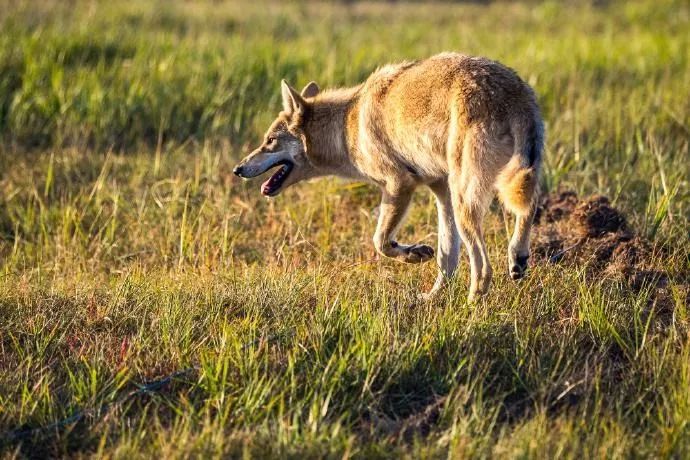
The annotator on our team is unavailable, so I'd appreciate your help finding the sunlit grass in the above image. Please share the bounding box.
[0,0,688,457]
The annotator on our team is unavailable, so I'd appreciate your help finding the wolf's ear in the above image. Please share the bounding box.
[301,81,320,98]
[281,80,306,115]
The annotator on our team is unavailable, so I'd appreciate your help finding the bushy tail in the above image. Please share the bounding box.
[496,119,543,215]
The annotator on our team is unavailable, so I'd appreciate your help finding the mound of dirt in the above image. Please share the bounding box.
[532,191,668,291]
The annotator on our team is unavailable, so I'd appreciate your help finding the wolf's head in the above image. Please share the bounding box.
[233,80,323,197]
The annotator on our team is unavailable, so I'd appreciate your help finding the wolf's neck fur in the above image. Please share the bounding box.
[306,85,364,180]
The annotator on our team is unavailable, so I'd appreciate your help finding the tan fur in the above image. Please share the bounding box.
[234,52,544,301]
[496,157,538,216]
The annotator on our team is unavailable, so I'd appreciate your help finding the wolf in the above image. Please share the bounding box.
[233,52,544,301]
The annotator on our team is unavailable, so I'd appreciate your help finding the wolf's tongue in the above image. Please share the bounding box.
[261,179,273,195]
[261,166,286,195]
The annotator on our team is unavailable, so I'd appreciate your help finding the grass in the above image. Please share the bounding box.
[0,0,689,457]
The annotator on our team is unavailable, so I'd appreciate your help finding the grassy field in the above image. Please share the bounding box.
[0,0,689,457]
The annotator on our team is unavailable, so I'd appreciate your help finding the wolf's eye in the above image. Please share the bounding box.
[266,137,276,145]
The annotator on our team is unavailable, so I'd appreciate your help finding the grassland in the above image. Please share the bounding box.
[0,0,688,457]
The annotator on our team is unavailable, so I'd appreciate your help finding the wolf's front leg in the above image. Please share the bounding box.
[373,188,434,264]
[427,181,461,296]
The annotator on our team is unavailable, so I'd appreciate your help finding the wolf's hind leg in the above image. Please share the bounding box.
[496,158,539,280]
[506,199,537,280]
[373,188,434,264]
[450,182,492,301]
[448,134,495,301]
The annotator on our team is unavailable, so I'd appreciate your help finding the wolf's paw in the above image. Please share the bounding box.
[467,288,489,304]
[417,290,439,302]
[509,254,529,280]
[403,244,434,263]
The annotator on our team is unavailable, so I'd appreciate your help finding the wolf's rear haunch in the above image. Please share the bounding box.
[234,52,544,301]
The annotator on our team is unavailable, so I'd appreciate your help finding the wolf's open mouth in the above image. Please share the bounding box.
[261,160,293,196]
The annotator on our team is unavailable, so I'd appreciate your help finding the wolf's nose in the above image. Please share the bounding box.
[233,165,243,177]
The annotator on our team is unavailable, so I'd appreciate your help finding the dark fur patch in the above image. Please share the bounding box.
[516,255,529,268]
[404,163,418,176]
[525,119,543,167]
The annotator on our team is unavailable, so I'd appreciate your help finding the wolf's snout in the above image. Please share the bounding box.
[233,165,244,177]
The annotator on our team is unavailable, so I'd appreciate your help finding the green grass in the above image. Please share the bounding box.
[0,0,689,457]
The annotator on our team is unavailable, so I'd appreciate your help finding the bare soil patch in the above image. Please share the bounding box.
[533,190,687,304]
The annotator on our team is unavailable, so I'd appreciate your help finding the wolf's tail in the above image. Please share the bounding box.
[496,117,543,215]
